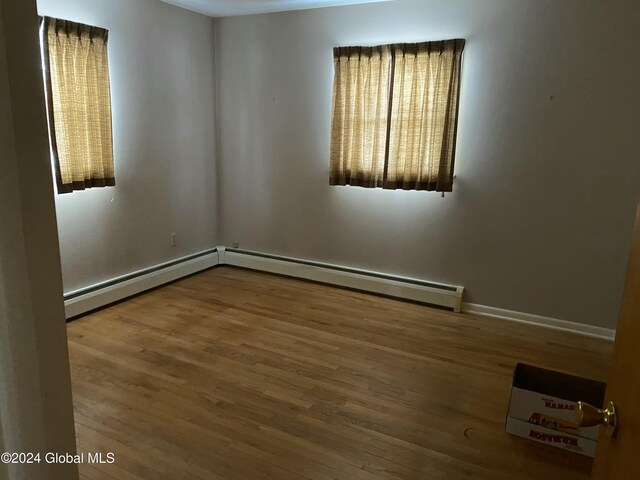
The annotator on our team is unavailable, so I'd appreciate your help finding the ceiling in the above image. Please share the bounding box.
[159,0,392,17]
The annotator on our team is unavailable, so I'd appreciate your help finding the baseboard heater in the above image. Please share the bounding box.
[221,247,464,312]
[63,246,464,319]
[63,249,220,319]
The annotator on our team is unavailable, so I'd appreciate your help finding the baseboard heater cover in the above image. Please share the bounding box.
[62,245,614,340]
[63,246,462,318]
[63,249,219,319]
[222,248,464,312]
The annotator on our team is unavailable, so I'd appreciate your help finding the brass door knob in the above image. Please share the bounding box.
[576,401,618,437]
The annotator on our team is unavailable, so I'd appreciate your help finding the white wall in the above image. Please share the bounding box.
[37,0,218,293]
[216,0,640,329]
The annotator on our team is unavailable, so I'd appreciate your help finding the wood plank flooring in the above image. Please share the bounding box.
[67,266,614,479]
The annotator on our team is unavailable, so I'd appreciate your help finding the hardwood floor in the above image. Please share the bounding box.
[67,266,613,480]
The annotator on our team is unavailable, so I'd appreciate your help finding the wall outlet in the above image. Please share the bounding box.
[171,233,178,246]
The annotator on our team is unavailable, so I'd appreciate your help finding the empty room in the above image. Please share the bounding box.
[1,0,639,479]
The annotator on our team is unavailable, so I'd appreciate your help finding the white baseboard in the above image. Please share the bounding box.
[62,246,616,342]
[462,302,616,341]
[223,248,464,312]
[63,250,219,318]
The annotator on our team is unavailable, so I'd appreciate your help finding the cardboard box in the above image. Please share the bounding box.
[506,363,606,457]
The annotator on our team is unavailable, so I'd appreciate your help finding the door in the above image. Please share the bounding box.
[590,200,640,479]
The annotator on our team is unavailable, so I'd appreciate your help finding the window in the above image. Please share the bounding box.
[40,17,115,194]
[329,39,465,192]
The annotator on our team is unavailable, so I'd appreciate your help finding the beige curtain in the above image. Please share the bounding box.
[329,46,391,188]
[329,39,465,192]
[41,17,115,194]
